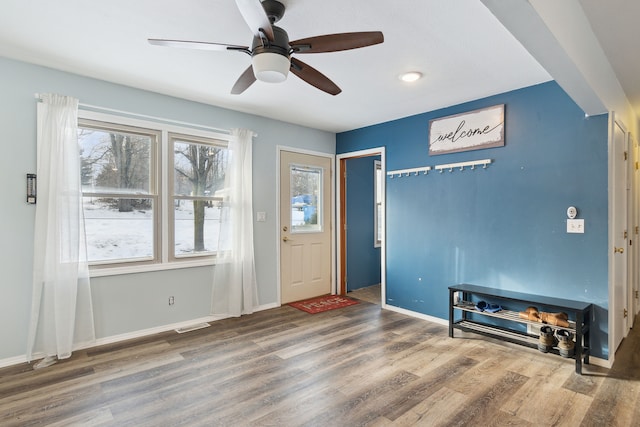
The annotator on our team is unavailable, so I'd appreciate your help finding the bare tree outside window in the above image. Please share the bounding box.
[78,122,157,263]
[77,117,231,267]
[172,136,228,255]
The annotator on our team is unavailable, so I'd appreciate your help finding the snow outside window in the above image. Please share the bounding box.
[170,133,229,259]
[79,120,159,265]
[78,117,230,270]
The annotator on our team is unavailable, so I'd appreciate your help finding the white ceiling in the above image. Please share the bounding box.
[578,0,640,119]
[0,0,636,133]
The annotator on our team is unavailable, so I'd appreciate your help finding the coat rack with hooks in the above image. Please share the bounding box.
[386,159,493,178]
[386,166,432,178]
[434,159,493,173]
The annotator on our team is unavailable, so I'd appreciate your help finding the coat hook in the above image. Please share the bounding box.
[460,166,464,171]
[471,165,476,170]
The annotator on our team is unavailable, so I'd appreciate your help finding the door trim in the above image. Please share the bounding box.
[608,112,630,362]
[336,147,386,306]
[276,145,335,305]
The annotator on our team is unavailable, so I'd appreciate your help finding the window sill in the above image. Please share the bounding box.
[89,258,216,277]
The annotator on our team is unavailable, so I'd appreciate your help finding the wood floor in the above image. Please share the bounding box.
[2,290,640,426]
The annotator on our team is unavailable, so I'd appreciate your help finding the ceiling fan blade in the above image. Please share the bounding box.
[231,65,257,94]
[148,39,249,53]
[290,31,384,54]
[235,0,275,41]
[290,57,341,96]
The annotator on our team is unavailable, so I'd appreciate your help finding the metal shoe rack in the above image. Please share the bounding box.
[448,284,592,374]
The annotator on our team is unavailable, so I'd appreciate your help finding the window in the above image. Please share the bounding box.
[79,120,159,264]
[374,159,382,247]
[169,133,228,259]
[77,114,229,271]
[290,164,323,233]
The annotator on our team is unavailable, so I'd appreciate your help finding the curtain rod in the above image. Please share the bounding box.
[34,93,231,135]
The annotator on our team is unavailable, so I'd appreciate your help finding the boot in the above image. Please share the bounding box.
[538,326,555,353]
[556,330,575,358]
[519,306,540,322]
[539,312,570,328]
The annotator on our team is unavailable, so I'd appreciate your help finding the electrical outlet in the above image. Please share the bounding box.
[169,296,175,306]
[567,219,585,233]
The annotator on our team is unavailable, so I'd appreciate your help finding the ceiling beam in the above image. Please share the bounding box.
[481,0,630,122]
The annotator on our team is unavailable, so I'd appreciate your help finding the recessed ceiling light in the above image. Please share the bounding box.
[399,71,423,82]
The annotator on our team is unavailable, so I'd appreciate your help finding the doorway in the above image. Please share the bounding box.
[337,148,385,306]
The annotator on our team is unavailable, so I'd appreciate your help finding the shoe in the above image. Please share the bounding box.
[539,312,570,328]
[519,310,540,322]
[538,326,555,353]
[485,304,502,313]
[556,330,575,358]
[475,301,487,312]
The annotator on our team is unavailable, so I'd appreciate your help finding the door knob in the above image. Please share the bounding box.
[614,247,624,254]
[282,236,290,242]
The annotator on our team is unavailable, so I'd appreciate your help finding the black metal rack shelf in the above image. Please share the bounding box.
[449,284,592,374]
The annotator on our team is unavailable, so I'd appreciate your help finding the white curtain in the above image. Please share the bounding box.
[27,94,95,363]
[211,128,258,317]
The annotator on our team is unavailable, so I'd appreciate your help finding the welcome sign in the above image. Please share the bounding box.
[428,104,504,155]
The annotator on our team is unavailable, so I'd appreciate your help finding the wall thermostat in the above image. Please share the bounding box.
[567,206,577,219]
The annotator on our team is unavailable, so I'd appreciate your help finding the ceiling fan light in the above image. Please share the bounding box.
[252,53,290,83]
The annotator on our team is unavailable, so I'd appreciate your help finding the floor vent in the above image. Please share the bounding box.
[175,323,210,334]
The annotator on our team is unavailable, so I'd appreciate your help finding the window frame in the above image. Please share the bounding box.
[168,132,229,261]
[78,118,161,267]
[77,110,230,276]
[289,163,324,234]
[374,159,382,248]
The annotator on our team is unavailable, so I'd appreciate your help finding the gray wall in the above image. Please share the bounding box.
[0,56,335,363]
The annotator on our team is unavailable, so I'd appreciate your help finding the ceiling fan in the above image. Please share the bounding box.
[148,0,384,95]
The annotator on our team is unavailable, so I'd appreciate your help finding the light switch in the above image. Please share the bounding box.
[257,211,266,222]
[567,219,585,233]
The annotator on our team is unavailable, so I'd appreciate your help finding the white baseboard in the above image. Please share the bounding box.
[0,302,279,369]
[0,355,29,369]
[382,302,449,326]
[91,315,220,348]
[587,355,611,369]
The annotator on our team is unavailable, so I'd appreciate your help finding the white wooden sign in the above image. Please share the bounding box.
[428,104,505,155]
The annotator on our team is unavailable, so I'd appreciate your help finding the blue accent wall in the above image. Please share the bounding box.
[345,156,381,291]
[337,82,610,359]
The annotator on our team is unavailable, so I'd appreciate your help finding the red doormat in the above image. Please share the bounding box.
[289,294,359,314]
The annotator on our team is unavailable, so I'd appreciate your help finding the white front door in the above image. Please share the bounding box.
[280,151,332,303]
